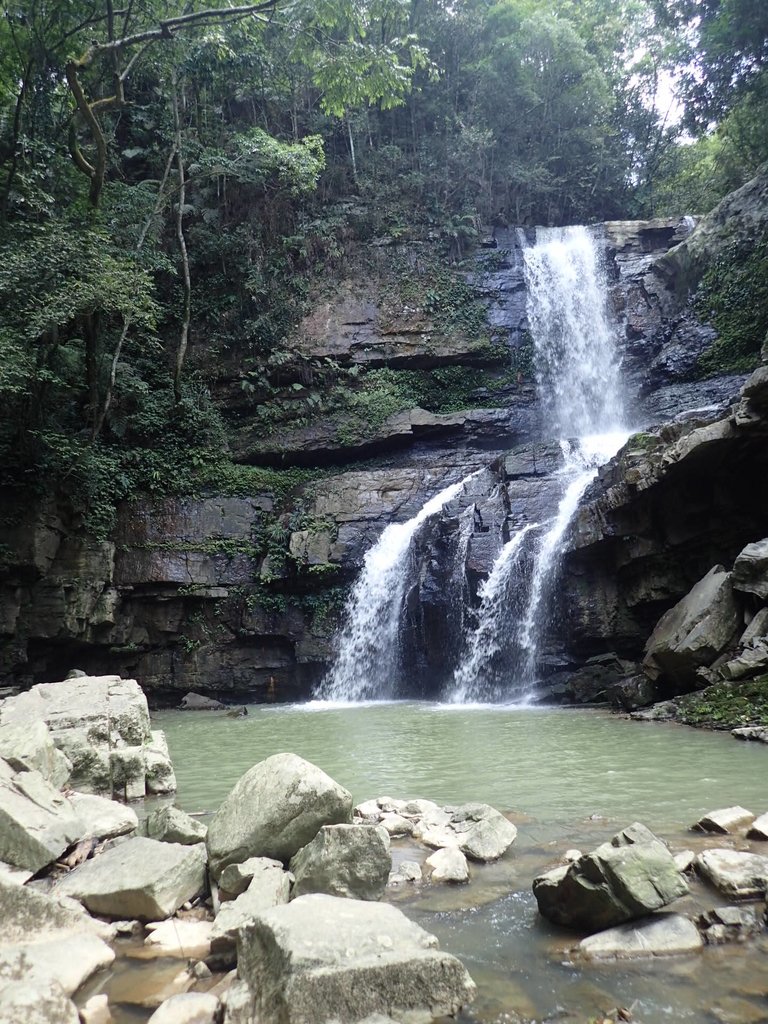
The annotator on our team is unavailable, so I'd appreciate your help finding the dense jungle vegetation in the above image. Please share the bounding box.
[0,0,766,533]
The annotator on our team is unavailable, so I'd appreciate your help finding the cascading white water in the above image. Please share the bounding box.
[449,522,539,703]
[450,226,629,703]
[316,476,471,702]
[523,226,625,437]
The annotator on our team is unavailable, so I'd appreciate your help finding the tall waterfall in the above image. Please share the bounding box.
[451,226,629,702]
[316,476,471,702]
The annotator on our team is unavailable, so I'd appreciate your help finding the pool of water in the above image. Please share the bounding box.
[150,702,768,1024]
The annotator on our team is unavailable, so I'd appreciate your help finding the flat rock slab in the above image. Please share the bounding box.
[147,992,220,1023]
[206,753,352,879]
[289,824,391,901]
[55,836,207,920]
[692,806,755,834]
[695,848,768,899]
[0,758,84,872]
[68,792,138,840]
[237,893,476,1024]
[578,913,703,959]
[0,932,114,997]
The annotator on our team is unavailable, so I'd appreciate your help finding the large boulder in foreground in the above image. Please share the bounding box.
[289,824,391,901]
[206,753,352,879]
[533,823,688,932]
[236,893,476,1024]
[642,567,740,688]
[55,836,207,920]
[0,758,83,872]
[0,675,176,798]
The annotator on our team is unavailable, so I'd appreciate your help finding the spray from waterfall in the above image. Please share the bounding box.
[316,475,473,702]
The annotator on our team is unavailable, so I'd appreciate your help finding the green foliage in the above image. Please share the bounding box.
[694,234,768,375]
[676,677,768,729]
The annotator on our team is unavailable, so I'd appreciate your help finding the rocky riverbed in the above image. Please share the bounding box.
[1,674,767,1024]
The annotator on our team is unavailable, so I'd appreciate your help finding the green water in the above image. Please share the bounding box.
[150,702,768,1024]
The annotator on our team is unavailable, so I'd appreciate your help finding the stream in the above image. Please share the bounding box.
[144,702,768,1024]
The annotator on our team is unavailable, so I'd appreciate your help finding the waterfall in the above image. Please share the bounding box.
[523,225,625,437]
[316,476,472,702]
[449,522,539,703]
[450,226,629,703]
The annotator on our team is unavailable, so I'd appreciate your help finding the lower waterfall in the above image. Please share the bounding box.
[315,475,473,702]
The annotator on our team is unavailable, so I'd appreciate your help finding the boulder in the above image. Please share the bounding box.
[692,806,755,834]
[451,803,517,861]
[147,993,220,1024]
[643,567,741,687]
[219,856,272,898]
[146,806,207,845]
[731,538,768,599]
[533,822,688,931]
[146,731,178,795]
[0,675,175,798]
[721,639,768,680]
[179,693,226,711]
[425,846,469,883]
[378,813,414,837]
[694,848,768,899]
[578,913,702,959]
[697,905,764,944]
[79,995,112,1024]
[0,879,115,997]
[732,725,768,743]
[144,920,213,960]
[55,836,207,920]
[206,753,352,879]
[68,791,138,840]
[210,860,291,965]
[0,981,79,1024]
[236,894,476,1024]
[0,720,71,788]
[673,850,696,873]
[0,758,83,872]
[746,811,768,840]
[289,824,391,901]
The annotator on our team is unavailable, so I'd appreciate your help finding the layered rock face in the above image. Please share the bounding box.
[0,192,762,699]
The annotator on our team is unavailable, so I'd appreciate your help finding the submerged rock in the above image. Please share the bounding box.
[289,823,391,901]
[55,836,207,920]
[533,822,688,931]
[578,913,702,959]
[206,753,352,879]
[235,893,476,1024]
[697,905,764,944]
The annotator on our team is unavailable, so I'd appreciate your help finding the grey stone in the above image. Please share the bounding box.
[378,813,414,837]
[0,981,79,1024]
[0,720,71,788]
[746,811,768,840]
[697,905,763,944]
[425,846,469,883]
[236,893,476,1024]
[692,806,755,834]
[695,848,768,899]
[721,638,768,680]
[206,753,352,879]
[673,850,696,873]
[290,823,391,901]
[144,920,213,959]
[0,758,83,872]
[732,538,768,599]
[643,567,741,686]
[179,692,226,711]
[146,731,178,796]
[78,994,112,1024]
[398,860,422,881]
[147,993,221,1024]
[55,836,207,920]
[219,857,281,898]
[68,791,138,840]
[578,913,702,959]
[451,803,518,861]
[211,863,291,966]
[146,806,207,845]
[533,822,688,931]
